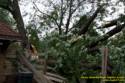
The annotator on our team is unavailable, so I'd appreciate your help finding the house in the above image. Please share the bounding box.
[0,21,21,53]
[0,21,34,83]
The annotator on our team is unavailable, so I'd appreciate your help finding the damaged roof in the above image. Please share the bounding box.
[0,21,21,41]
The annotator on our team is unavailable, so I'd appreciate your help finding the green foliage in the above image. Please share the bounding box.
[36,30,125,82]
[0,8,14,25]
[39,32,102,82]
[26,24,41,50]
[107,32,125,76]
[0,0,14,24]
[0,0,9,7]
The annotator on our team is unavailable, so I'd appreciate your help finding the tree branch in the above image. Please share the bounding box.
[58,0,64,35]
[71,0,86,14]
[78,5,103,35]
[65,0,86,34]
[97,20,117,29]
[1,0,29,48]
[87,23,125,48]
[97,16,125,29]
[11,0,29,48]
[65,0,73,34]
[32,1,60,28]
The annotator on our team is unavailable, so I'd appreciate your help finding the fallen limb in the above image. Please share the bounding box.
[97,19,117,29]
[78,5,104,35]
[87,23,125,48]
[17,51,53,83]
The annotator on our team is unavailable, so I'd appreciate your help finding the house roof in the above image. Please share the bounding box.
[0,21,22,41]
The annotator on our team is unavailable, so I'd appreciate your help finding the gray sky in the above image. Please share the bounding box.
[20,0,125,24]
[19,0,125,36]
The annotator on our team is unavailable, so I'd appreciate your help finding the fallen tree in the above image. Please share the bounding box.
[17,51,53,83]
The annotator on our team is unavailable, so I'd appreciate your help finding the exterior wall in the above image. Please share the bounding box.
[0,53,6,83]
[0,43,18,83]
[0,42,37,83]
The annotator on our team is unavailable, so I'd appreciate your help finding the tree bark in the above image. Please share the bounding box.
[11,0,29,48]
[87,23,125,48]
[18,52,52,83]
[65,0,73,34]
[58,0,64,35]
[97,19,118,29]
[78,5,103,35]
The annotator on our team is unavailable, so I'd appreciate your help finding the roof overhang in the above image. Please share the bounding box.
[0,21,22,42]
[0,35,22,42]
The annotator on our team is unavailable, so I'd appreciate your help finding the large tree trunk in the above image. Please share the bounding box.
[18,51,52,83]
[11,0,29,48]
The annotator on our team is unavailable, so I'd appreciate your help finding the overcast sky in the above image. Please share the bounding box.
[19,0,125,35]
[20,0,125,24]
